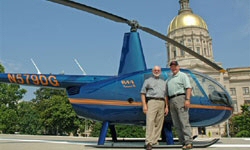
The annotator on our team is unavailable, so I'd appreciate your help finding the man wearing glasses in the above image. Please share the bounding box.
[141,66,169,150]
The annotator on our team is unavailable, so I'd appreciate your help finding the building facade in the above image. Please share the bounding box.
[167,0,250,137]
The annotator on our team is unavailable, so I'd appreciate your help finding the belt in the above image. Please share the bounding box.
[169,93,185,99]
[147,97,165,101]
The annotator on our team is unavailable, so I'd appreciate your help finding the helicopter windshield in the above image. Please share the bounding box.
[187,71,232,106]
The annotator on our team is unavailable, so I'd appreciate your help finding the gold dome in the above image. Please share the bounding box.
[168,12,208,33]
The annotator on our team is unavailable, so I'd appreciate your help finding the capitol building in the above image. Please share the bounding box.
[166,0,250,137]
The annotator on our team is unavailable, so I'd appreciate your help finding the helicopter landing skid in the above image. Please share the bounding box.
[86,138,219,149]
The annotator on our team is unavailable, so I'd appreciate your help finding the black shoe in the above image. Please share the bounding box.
[146,143,152,150]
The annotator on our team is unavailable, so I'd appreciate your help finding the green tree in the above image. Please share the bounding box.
[0,104,18,133]
[17,101,40,134]
[0,84,26,109]
[0,64,5,73]
[77,119,93,136]
[32,88,65,103]
[115,124,145,138]
[0,64,26,109]
[90,121,145,138]
[34,88,81,135]
[0,64,26,133]
[89,121,103,137]
[227,104,250,137]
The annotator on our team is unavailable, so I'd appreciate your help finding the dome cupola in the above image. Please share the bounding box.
[168,0,208,33]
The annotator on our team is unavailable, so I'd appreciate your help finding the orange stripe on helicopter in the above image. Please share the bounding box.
[69,98,142,106]
[189,104,233,111]
[69,98,233,111]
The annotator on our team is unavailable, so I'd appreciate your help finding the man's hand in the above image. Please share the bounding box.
[164,106,169,116]
[141,94,148,114]
[143,105,148,114]
[184,100,191,108]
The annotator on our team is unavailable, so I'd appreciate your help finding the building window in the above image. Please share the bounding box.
[196,47,200,54]
[243,87,249,95]
[204,48,207,56]
[196,39,199,42]
[179,40,184,56]
[188,39,192,42]
[230,88,236,95]
[207,48,210,56]
[173,50,177,58]
[172,47,177,58]
[180,50,185,56]
[233,100,238,112]
[244,100,250,104]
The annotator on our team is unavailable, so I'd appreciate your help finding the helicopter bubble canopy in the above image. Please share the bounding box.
[187,70,232,107]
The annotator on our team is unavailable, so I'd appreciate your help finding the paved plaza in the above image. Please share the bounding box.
[0,134,250,150]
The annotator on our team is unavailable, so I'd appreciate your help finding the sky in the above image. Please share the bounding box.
[1,0,250,100]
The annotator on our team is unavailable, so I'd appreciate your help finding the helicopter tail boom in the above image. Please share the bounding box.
[0,73,111,89]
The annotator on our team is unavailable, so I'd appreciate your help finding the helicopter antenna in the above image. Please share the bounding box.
[74,58,87,75]
[30,58,41,74]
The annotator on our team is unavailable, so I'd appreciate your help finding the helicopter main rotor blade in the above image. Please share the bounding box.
[48,0,130,24]
[139,26,226,73]
[48,0,226,73]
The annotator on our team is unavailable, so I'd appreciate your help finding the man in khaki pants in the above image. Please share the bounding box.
[141,66,169,150]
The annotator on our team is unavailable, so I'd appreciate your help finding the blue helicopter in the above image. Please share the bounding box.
[0,0,233,147]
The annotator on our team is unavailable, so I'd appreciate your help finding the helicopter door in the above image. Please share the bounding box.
[188,71,232,106]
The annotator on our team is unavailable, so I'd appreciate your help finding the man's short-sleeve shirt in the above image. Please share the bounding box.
[167,71,191,96]
[141,76,166,98]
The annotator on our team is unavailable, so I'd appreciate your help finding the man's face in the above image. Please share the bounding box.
[170,65,180,75]
[153,67,161,77]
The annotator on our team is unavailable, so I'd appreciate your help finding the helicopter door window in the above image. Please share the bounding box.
[185,73,202,97]
[194,72,232,106]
